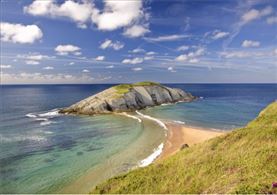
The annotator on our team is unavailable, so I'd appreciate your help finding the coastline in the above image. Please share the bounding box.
[158,122,226,161]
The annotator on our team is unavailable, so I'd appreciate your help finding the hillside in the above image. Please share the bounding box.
[59,82,195,115]
[92,102,277,194]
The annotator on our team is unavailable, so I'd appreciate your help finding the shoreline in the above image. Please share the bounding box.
[157,122,226,161]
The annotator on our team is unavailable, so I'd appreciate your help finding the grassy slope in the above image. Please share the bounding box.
[92,102,277,194]
[113,81,160,95]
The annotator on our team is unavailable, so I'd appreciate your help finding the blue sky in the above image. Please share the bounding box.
[1,0,276,84]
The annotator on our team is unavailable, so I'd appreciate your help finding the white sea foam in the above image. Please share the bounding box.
[35,118,48,121]
[136,111,167,130]
[40,121,55,126]
[26,113,37,118]
[119,112,142,123]
[38,109,60,117]
[139,143,164,167]
[0,134,46,143]
[173,120,186,125]
[161,103,171,106]
[200,96,204,99]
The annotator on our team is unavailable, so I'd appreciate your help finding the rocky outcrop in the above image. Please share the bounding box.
[59,82,196,115]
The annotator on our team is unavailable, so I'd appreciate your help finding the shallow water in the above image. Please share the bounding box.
[0,84,276,193]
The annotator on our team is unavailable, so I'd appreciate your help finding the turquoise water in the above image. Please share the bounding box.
[0,84,276,193]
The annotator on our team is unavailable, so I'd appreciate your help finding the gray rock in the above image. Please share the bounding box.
[59,82,196,115]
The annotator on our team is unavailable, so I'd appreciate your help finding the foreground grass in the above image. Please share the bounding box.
[92,102,277,194]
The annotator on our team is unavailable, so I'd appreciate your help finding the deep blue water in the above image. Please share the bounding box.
[0,84,276,193]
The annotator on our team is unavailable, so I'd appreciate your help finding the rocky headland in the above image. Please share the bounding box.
[59,82,195,115]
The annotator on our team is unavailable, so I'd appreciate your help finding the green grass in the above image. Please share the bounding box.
[112,81,160,96]
[92,102,277,194]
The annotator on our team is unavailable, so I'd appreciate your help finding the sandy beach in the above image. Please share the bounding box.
[158,122,225,160]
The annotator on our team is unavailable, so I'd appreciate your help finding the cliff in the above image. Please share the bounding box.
[59,82,195,115]
[92,102,277,194]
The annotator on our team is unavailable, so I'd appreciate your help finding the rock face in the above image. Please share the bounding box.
[59,82,196,115]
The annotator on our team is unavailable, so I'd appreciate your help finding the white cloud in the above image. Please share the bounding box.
[123,25,150,38]
[129,48,145,53]
[175,47,205,62]
[106,65,114,69]
[55,44,81,55]
[99,39,124,50]
[266,16,277,25]
[91,1,144,31]
[241,6,273,24]
[95,56,105,61]
[24,0,93,28]
[24,0,149,35]
[241,40,260,48]
[43,66,54,70]
[0,65,12,69]
[144,56,154,60]
[122,57,144,64]
[168,66,176,72]
[146,51,157,55]
[69,62,75,65]
[144,34,188,42]
[132,67,142,71]
[211,30,229,40]
[82,69,90,73]
[2,72,95,84]
[25,60,40,65]
[0,22,43,44]
[220,49,275,58]
[177,45,189,51]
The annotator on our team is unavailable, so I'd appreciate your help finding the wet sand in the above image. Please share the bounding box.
[158,122,225,160]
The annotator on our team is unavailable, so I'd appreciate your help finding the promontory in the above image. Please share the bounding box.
[59,81,195,115]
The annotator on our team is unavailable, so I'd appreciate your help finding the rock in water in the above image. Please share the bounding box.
[59,82,196,115]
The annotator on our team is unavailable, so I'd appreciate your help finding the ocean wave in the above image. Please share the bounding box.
[119,112,142,123]
[38,109,60,118]
[173,120,186,125]
[26,113,37,118]
[40,121,56,126]
[0,134,46,143]
[161,103,172,106]
[139,143,164,167]
[135,111,167,130]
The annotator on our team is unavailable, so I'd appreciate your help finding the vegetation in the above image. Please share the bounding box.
[92,102,277,194]
[113,81,160,95]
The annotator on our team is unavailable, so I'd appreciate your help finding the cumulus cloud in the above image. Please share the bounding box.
[129,48,145,53]
[106,65,114,69]
[266,16,277,24]
[43,66,54,70]
[82,69,90,73]
[241,40,260,48]
[122,57,144,64]
[144,56,154,60]
[144,34,188,42]
[175,47,205,63]
[241,6,273,24]
[55,44,81,55]
[25,60,40,65]
[95,56,105,61]
[2,72,95,84]
[24,0,93,28]
[211,30,229,40]
[168,66,176,72]
[0,22,43,44]
[99,39,124,50]
[132,67,142,71]
[177,45,189,51]
[123,25,150,38]
[146,51,157,55]
[0,65,12,69]
[24,0,149,35]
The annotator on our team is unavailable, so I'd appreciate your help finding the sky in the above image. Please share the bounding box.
[1,0,277,84]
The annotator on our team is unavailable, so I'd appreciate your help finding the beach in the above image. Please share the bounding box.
[158,122,225,160]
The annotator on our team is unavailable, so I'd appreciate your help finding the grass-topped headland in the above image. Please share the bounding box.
[113,81,161,95]
[92,102,277,194]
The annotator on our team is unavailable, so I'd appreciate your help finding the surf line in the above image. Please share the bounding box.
[135,111,168,130]
[117,112,142,123]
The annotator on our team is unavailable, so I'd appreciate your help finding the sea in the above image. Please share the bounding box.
[0,84,276,193]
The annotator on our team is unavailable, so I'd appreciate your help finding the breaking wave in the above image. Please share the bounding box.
[139,143,164,167]
[26,109,60,126]
[118,112,142,123]
[135,111,167,130]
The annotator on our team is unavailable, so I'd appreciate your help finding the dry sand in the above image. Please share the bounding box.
[158,122,225,160]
